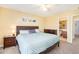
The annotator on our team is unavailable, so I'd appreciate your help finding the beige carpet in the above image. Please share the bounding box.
[0,37,79,54]
[0,46,19,54]
[48,37,79,54]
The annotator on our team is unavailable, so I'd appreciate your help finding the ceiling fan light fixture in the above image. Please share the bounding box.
[36,4,52,11]
[41,6,48,11]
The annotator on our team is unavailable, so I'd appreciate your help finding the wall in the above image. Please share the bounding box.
[0,7,45,47]
[45,16,58,29]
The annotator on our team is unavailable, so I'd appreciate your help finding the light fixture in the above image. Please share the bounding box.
[12,29,15,36]
[37,4,52,11]
[41,5,48,11]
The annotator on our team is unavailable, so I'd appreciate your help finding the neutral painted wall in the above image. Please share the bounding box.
[0,7,45,47]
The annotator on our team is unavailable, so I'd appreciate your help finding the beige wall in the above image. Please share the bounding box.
[0,7,45,47]
[45,16,58,29]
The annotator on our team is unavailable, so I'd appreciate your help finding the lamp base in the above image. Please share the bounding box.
[13,34,15,36]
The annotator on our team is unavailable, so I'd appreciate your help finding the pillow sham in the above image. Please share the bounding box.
[20,29,40,34]
[29,30,36,33]
[20,30,29,34]
[35,29,40,33]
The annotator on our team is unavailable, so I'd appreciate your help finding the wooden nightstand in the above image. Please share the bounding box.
[44,29,57,35]
[4,36,16,49]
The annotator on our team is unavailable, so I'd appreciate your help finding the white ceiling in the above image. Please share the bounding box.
[0,4,79,17]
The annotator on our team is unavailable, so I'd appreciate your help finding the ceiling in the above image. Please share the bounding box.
[0,4,79,17]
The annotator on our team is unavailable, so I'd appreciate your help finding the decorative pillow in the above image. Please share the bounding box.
[20,30,29,34]
[29,30,36,33]
[35,29,40,32]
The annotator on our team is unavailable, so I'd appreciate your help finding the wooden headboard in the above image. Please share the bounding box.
[16,26,39,35]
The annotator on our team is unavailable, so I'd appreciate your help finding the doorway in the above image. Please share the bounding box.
[73,15,79,41]
[73,16,79,39]
[75,21,79,37]
[59,17,67,42]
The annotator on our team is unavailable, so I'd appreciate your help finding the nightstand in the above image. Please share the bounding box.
[44,29,57,35]
[4,36,16,49]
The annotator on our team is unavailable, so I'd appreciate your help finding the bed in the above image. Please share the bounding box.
[16,26,60,54]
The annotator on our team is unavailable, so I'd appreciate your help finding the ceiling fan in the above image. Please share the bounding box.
[37,4,53,11]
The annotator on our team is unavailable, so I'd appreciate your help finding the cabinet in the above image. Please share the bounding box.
[4,36,16,48]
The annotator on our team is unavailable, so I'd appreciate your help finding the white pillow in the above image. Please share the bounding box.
[35,29,40,33]
[20,30,29,34]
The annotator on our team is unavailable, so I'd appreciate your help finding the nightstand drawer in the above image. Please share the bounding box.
[4,39,16,44]
[4,41,16,47]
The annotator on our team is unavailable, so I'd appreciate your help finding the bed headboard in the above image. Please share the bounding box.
[16,26,39,36]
